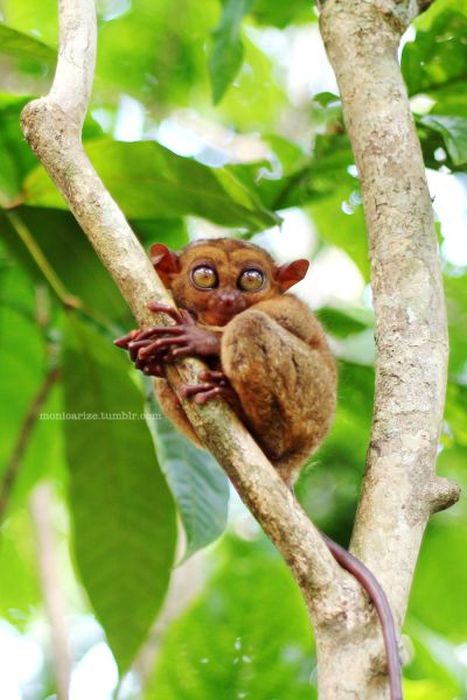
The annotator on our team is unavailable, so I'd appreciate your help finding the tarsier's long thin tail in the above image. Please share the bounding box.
[321,533,403,700]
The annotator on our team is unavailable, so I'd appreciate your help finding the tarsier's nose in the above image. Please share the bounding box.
[217,290,240,308]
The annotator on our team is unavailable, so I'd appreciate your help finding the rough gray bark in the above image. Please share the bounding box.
[318,0,460,697]
[19,0,460,698]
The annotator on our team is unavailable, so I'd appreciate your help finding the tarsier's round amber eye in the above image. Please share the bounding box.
[191,265,218,289]
[238,268,265,292]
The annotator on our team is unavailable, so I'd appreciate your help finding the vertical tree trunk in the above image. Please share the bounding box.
[317,1,459,697]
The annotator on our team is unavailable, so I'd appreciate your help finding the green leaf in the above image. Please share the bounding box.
[208,0,254,104]
[22,139,279,230]
[216,32,287,131]
[404,620,466,695]
[0,95,38,205]
[0,255,44,475]
[146,536,315,700]
[62,316,176,673]
[419,115,467,166]
[444,273,467,377]
[252,0,316,28]
[316,306,373,338]
[409,501,467,643]
[403,678,460,700]
[402,7,467,96]
[131,218,189,250]
[309,185,369,280]
[445,386,467,448]
[145,385,229,561]
[224,132,355,214]
[0,208,129,326]
[0,23,56,64]
[94,0,217,111]
[263,135,307,177]
[296,362,374,543]
[0,509,41,630]
[0,1,58,47]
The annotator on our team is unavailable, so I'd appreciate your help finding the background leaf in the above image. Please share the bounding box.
[22,139,279,229]
[146,535,316,700]
[145,385,230,561]
[62,316,177,672]
[208,0,254,105]
[420,115,467,166]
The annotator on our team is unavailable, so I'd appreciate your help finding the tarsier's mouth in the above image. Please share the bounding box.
[197,308,240,327]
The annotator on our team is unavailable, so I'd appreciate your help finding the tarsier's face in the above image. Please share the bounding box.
[151,238,309,327]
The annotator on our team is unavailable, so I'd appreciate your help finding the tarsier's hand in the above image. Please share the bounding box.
[114,301,221,378]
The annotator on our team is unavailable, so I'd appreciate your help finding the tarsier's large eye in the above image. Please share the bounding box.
[191,265,218,289]
[238,268,265,292]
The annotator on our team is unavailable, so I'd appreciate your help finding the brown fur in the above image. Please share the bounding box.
[152,238,337,486]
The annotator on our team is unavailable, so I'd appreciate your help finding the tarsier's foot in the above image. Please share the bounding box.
[180,370,232,405]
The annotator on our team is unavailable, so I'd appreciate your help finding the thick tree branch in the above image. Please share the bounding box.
[20,0,362,638]
[319,0,460,697]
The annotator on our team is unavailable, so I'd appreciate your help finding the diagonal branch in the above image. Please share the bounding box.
[19,0,358,620]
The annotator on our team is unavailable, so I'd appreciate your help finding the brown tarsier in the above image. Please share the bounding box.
[115,238,402,700]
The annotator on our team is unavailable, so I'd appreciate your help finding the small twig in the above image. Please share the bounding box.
[0,367,61,521]
[6,211,80,309]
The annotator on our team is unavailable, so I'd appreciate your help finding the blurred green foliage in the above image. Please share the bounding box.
[0,0,466,697]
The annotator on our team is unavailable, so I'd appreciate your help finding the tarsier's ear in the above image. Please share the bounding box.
[275,259,309,291]
[150,244,181,286]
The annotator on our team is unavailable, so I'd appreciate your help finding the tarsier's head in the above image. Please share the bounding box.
[150,238,309,326]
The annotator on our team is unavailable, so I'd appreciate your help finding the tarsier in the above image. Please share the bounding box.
[116,238,401,700]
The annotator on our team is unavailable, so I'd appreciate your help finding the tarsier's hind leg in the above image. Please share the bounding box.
[221,310,336,484]
[153,378,203,447]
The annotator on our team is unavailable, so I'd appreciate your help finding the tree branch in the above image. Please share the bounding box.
[20,0,359,633]
[0,367,60,521]
[319,0,460,696]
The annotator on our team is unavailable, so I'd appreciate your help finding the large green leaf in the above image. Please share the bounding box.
[145,385,229,561]
[208,0,254,104]
[22,139,279,230]
[146,536,315,700]
[62,316,176,673]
